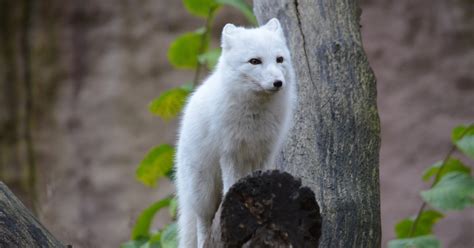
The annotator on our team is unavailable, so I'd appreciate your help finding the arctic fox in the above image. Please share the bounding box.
[175,18,296,248]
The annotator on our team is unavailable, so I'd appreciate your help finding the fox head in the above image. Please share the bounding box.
[218,18,294,95]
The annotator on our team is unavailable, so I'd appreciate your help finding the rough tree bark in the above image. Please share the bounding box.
[0,181,64,247]
[205,170,322,248]
[254,1,381,248]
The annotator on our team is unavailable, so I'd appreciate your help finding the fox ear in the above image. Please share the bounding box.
[223,23,238,34]
[221,23,238,49]
[263,18,282,32]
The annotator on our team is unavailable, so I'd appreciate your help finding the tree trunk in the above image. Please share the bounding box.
[205,170,322,248]
[0,0,37,212]
[253,1,381,247]
[0,181,64,247]
[0,0,62,212]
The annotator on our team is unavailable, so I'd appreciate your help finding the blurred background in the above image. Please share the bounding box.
[0,0,473,247]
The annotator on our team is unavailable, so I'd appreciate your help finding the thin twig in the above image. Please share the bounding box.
[408,124,473,237]
[408,145,455,237]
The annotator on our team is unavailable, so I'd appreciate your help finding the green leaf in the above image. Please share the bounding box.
[421,172,474,210]
[149,231,162,243]
[422,158,471,184]
[168,31,207,69]
[180,82,194,92]
[388,235,441,248]
[198,48,221,70]
[131,197,172,240]
[142,232,163,248]
[452,125,474,160]
[183,0,219,18]
[395,210,444,238]
[141,241,161,248]
[169,197,178,219]
[395,219,413,239]
[120,239,148,248]
[136,145,175,187]
[148,86,192,120]
[216,0,257,25]
[161,223,178,248]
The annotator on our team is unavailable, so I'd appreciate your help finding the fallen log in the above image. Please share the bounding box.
[204,170,322,248]
[0,181,64,248]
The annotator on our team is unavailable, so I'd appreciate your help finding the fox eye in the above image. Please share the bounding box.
[248,58,262,65]
[276,56,284,63]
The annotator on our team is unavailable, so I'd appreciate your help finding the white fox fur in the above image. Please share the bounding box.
[175,18,296,248]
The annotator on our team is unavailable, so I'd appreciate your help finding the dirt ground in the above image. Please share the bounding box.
[27,0,474,247]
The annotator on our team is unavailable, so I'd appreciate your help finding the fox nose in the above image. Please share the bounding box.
[273,80,283,88]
